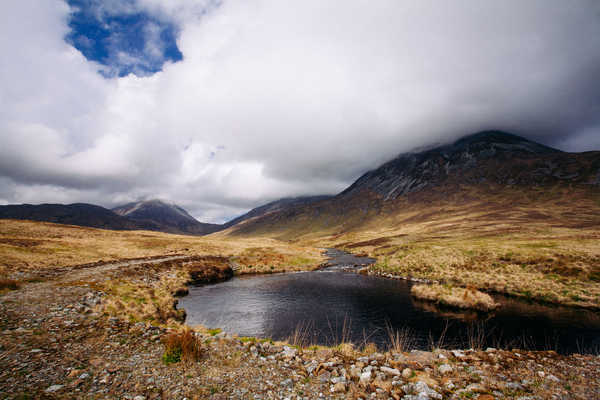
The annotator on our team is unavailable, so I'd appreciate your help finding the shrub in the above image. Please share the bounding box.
[162,327,203,364]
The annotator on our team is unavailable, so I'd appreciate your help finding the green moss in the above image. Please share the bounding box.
[207,328,222,336]
[162,346,182,364]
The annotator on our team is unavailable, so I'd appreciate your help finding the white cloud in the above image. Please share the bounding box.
[1,0,600,222]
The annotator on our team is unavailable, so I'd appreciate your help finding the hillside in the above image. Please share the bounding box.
[224,131,600,238]
[0,203,139,231]
[222,195,333,229]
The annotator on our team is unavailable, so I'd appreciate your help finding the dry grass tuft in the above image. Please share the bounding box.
[386,324,417,353]
[411,283,499,312]
[287,320,315,348]
[0,278,20,291]
[162,326,203,364]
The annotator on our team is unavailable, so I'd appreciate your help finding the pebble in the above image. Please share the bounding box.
[381,366,401,376]
[45,385,64,393]
[359,370,372,386]
[438,364,453,375]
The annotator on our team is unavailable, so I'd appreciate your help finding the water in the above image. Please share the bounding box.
[179,250,600,354]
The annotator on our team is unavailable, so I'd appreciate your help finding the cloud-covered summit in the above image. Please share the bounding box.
[1,0,600,223]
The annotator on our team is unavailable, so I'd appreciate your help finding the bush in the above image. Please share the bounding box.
[162,327,203,364]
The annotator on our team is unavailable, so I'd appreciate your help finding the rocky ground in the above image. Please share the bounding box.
[1,257,599,399]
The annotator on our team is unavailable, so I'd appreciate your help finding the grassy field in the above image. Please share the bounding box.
[306,192,600,309]
[0,219,324,279]
[0,219,325,323]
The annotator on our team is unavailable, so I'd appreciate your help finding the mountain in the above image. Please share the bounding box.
[339,131,565,200]
[222,195,333,229]
[0,203,139,230]
[224,131,600,238]
[0,200,221,235]
[112,199,222,235]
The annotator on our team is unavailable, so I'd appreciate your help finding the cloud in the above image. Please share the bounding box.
[1,0,600,222]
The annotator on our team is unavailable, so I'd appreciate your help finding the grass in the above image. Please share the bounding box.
[0,219,324,277]
[411,284,499,312]
[162,326,203,364]
[0,219,325,324]
[310,192,600,310]
[386,325,416,353]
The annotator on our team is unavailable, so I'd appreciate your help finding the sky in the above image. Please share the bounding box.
[1,0,600,223]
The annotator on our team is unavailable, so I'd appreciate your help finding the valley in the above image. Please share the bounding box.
[1,132,600,399]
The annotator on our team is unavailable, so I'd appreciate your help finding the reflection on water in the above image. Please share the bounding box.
[179,270,600,354]
[411,299,486,322]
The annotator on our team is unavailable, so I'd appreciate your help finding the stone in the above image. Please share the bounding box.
[451,350,466,359]
[402,368,413,379]
[438,364,453,375]
[359,370,372,386]
[281,346,297,359]
[465,383,486,393]
[349,365,362,379]
[78,373,90,380]
[505,382,525,391]
[332,382,346,393]
[381,366,401,376]
[318,372,331,383]
[402,381,442,400]
[45,385,64,393]
[280,378,293,387]
[545,374,560,383]
[133,396,146,400]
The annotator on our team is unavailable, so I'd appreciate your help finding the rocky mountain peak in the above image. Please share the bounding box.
[339,131,580,201]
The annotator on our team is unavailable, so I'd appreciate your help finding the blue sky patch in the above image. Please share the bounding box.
[65,0,183,77]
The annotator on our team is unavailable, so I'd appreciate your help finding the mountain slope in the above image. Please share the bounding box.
[222,195,333,229]
[224,131,600,238]
[0,203,139,230]
[112,199,221,235]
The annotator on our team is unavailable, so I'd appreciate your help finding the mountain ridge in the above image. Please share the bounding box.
[224,131,600,238]
[2,131,598,237]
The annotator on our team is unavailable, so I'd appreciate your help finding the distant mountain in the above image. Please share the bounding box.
[0,203,138,230]
[0,200,221,235]
[222,195,333,229]
[112,199,222,235]
[225,131,600,237]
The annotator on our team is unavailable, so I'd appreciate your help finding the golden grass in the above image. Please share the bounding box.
[411,284,499,311]
[0,219,324,326]
[0,219,324,276]
[288,188,600,309]
[162,326,203,364]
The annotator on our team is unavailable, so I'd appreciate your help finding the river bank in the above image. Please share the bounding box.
[2,275,599,399]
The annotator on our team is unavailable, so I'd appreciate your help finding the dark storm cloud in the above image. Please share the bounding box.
[1,0,599,222]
